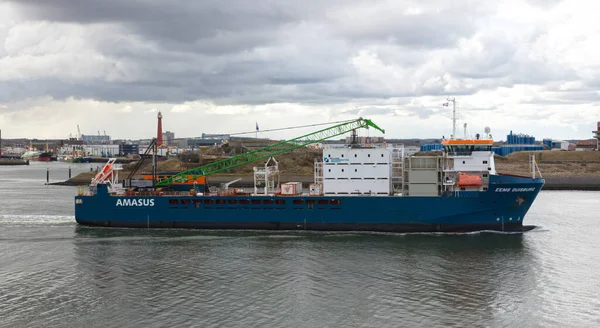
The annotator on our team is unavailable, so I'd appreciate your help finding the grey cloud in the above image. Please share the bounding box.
[339,107,396,117]
[525,0,563,8]
[334,9,477,49]
[447,33,577,92]
[521,91,600,105]
[1,0,577,110]
[13,0,295,39]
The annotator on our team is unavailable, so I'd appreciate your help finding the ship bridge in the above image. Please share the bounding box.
[441,139,494,157]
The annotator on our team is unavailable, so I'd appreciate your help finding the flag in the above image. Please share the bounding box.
[256,122,259,131]
[442,102,449,107]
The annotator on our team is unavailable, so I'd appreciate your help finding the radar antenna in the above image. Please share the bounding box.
[447,97,457,139]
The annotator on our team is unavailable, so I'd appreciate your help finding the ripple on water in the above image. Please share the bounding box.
[0,189,600,327]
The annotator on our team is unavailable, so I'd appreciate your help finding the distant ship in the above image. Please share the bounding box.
[21,150,52,162]
[72,156,91,163]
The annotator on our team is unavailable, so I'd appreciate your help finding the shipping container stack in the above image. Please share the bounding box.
[419,144,444,152]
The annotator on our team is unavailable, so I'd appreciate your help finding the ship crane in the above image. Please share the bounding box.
[155,118,385,187]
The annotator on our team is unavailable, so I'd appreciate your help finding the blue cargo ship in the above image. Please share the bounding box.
[74,118,545,232]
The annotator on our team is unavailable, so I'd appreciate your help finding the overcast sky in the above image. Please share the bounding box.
[1,0,599,141]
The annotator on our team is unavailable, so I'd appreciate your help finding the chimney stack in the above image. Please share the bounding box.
[157,112,163,146]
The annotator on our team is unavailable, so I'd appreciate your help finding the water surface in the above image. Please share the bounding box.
[1,163,599,327]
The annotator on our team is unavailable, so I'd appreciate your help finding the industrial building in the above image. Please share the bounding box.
[201,133,231,140]
[162,131,175,145]
[119,144,139,156]
[187,138,224,148]
[81,134,111,144]
[575,140,597,151]
[543,138,575,151]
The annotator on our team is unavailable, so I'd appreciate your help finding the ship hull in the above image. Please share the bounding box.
[29,156,52,162]
[75,175,544,232]
[23,152,53,161]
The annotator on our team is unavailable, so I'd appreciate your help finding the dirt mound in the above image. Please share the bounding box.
[215,148,321,176]
[119,157,186,176]
[505,150,600,162]
[495,161,600,177]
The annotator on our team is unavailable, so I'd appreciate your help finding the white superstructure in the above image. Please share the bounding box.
[322,148,392,195]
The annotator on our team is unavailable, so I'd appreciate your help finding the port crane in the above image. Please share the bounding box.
[155,118,385,186]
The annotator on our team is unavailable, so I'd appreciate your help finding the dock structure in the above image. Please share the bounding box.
[0,159,29,166]
[594,121,600,151]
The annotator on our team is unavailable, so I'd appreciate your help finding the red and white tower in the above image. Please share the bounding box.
[157,111,163,146]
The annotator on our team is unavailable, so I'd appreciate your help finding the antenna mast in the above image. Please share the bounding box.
[447,97,457,139]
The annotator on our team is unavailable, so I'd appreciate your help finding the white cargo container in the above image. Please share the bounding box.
[322,148,392,195]
[281,182,302,195]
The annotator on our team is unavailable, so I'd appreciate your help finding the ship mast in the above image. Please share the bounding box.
[447,97,457,139]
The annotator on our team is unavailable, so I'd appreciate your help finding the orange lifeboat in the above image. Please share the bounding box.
[457,172,482,187]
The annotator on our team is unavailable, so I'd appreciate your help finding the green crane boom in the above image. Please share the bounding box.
[155,118,385,186]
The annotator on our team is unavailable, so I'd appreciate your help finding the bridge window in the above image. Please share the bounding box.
[445,145,492,156]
